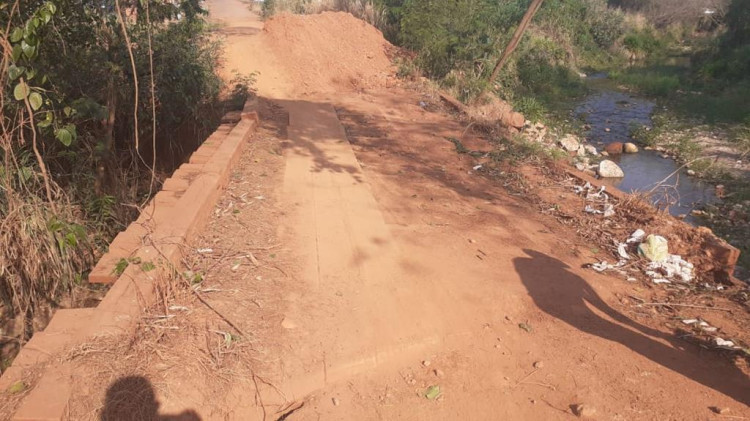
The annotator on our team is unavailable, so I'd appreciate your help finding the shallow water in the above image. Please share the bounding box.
[575,87,716,223]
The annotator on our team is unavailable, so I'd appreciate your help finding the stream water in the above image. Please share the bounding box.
[575,77,716,223]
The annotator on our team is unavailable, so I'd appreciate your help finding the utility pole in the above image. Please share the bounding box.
[488,0,545,85]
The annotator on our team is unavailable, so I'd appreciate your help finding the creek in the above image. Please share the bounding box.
[575,76,716,224]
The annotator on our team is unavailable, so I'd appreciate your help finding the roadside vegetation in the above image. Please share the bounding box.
[0,0,251,354]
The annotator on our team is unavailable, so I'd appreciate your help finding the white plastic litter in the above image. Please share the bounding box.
[473,164,483,171]
[617,243,631,259]
[584,205,602,214]
[603,204,615,217]
[646,254,694,282]
[715,338,735,348]
[575,182,614,217]
[627,229,646,243]
[197,248,214,253]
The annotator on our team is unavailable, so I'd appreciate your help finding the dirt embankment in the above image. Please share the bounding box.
[263,12,395,93]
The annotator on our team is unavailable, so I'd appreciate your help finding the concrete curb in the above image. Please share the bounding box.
[0,101,259,420]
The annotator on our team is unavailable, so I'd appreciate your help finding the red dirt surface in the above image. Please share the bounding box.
[263,11,394,93]
[9,2,748,420]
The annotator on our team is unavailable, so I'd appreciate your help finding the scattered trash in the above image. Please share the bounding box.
[575,182,615,217]
[518,322,533,333]
[645,254,694,283]
[715,337,735,348]
[584,205,602,214]
[637,235,669,262]
[627,229,645,243]
[472,164,483,171]
[196,248,214,254]
[617,243,630,260]
[533,361,544,369]
[593,230,695,284]
[424,385,441,400]
[253,195,265,200]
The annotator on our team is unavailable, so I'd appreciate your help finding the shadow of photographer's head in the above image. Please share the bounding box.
[101,376,201,421]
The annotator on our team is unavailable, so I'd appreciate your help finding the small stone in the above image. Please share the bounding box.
[660,153,670,159]
[604,127,611,132]
[600,151,609,157]
[281,317,297,329]
[623,142,639,153]
[711,407,730,415]
[434,369,445,378]
[598,160,625,178]
[605,142,623,155]
[584,145,598,155]
[687,169,696,176]
[332,397,340,406]
[559,135,580,153]
[533,361,544,369]
[572,403,597,418]
[422,360,431,367]
[468,238,476,244]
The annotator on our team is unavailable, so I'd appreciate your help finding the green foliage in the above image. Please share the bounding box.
[228,72,258,109]
[514,96,548,123]
[399,0,508,79]
[623,28,663,56]
[394,0,619,103]
[610,67,681,96]
[261,0,277,18]
[0,0,229,330]
[722,0,750,50]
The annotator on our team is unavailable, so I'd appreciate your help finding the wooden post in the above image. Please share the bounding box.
[488,0,545,85]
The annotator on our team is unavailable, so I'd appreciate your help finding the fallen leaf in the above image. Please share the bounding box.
[424,385,441,400]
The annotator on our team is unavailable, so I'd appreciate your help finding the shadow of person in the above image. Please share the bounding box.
[514,249,750,407]
[101,376,202,421]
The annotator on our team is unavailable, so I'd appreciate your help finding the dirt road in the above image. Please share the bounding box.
[70,2,748,419]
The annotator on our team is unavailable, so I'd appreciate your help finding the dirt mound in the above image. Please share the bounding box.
[263,12,394,93]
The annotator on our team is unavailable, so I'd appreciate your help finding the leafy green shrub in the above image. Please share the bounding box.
[0,0,229,333]
[623,28,663,56]
[514,96,547,123]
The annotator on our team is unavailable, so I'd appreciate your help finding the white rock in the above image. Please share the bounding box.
[584,145,598,155]
[624,142,639,153]
[597,160,625,178]
[559,135,580,152]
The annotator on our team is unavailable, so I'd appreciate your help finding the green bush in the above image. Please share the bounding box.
[514,96,548,122]
[623,28,663,56]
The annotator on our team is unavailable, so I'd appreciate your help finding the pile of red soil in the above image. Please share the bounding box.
[263,12,394,92]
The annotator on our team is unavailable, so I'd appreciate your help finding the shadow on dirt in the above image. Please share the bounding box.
[101,376,201,421]
[515,249,750,406]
